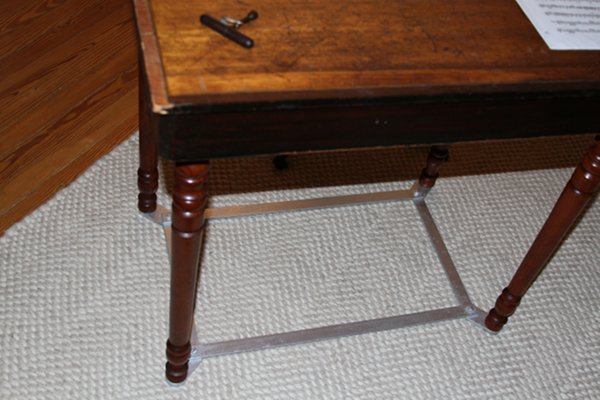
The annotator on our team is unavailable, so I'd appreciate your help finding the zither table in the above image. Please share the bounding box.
[132,0,600,384]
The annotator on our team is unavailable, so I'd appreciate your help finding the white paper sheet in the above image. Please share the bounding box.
[516,0,600,50]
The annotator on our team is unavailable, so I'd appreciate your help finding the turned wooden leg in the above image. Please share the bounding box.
[486,137,600,332]
[137,61,158,213]
[418,145,449,190]
[166,162,209,383]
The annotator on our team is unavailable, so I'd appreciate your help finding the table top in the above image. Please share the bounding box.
[133,0,600,161]
[134,0,600,111]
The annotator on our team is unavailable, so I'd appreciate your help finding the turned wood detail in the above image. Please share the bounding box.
[419,145,449,188]
[485,288,522,331]
[137,59,159,213]
[166,163,209,383]
[486,137,600,332]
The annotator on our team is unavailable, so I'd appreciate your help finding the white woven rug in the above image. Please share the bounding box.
[1,134,598,399]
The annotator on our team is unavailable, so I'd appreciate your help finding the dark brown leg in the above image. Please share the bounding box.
[137,61,159,213]
[166,162,209,383]
[486,137,600,332]
[273,154,289,170]
[418,145,449,190]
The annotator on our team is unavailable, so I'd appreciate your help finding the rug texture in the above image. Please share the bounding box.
[1,134,598,399]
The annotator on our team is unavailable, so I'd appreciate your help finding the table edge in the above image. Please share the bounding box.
[156,86,600,118]
[132,0,173,113]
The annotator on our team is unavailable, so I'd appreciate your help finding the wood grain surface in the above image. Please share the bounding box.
[0,0,138,233]
[146,0,600,105]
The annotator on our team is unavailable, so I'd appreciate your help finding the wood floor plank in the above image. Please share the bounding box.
[0,20,136,165]
[0,66,137,232]
[0,0,134,156]
[0,0,138,233]
[0,45,135,163]
[0,0,47,29]
[0,0,95,60]
[0,48,136,183]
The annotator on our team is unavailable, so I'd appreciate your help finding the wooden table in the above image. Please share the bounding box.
[132,0,600,383]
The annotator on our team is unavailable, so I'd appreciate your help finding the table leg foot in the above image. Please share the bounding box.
[166,162,209,383]
[166,341,191,383]
[414,145,449,197]
[486,136,600,332]
[419,145,449,189]
[485,288,521,332]
[138,167,158,213]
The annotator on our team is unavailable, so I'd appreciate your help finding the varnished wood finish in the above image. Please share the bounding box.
[419,145,449,188]
[132,0,600,161]
[131,0,170,111]
[137,56,159,213]
[486,137,600,332]
[149,0,600,105]
[167,162,209,383]
[0,0,137,233]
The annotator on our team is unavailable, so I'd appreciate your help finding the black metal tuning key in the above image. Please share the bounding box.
[200,11,258,48]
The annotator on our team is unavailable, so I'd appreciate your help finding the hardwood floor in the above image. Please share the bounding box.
[0,0,138,234]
